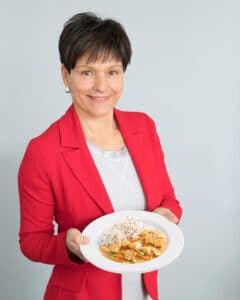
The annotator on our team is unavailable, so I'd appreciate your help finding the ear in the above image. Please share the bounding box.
[61,64,70,87]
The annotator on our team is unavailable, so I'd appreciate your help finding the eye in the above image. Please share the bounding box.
[109,70,119,76]
[81,70,92,76]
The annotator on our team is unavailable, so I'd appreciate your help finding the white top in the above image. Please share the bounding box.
[86,140,153,300]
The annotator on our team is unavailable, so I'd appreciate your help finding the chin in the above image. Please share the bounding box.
[88,107,115,118]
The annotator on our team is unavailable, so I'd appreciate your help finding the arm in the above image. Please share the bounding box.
[18,139,87,267]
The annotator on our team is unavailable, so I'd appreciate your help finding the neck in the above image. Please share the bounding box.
[73,105,117,137]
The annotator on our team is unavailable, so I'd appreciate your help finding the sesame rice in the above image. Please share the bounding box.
[100,216,155,246]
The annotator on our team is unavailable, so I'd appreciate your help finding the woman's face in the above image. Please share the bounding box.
[61,54,124,119]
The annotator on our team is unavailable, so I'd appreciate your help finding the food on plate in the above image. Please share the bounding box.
[99,217,167,263]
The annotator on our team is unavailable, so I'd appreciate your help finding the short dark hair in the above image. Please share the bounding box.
[58,12,132,73]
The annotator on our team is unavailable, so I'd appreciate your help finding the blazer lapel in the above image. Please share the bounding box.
[59,105,114,214]
[114,109,158,212]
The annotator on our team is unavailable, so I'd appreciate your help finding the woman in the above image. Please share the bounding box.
[18,12,182,300]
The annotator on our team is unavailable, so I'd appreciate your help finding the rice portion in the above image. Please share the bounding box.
[100,216,155,247]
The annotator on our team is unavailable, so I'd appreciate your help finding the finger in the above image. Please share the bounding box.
[166,212,179,223]
[169,215,179,223]
[153,207,170,215]
[153,208,179,223]
[71,232,89,244]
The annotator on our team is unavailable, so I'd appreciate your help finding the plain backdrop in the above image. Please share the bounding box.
[0,0,240,299]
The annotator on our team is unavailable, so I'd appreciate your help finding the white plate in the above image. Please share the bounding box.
[80,210,184,274]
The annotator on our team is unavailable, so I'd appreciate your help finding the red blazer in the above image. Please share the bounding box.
[18,105,182,300]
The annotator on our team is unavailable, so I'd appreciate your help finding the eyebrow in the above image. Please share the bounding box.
[75,64,122,69]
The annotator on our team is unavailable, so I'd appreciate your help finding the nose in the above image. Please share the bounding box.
[93,74,107,93]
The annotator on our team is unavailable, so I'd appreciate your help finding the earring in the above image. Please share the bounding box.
[65,86,70,93]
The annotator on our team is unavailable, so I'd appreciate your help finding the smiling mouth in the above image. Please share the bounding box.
[88,96,110,101]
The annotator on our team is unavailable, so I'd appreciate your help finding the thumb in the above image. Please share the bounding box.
[72,231,89,245]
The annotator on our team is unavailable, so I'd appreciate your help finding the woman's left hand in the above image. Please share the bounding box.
[153,207,179,224]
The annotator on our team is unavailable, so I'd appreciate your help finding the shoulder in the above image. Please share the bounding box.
[18,118,62,182]
[27,120,59,154]
[20,111,64,168]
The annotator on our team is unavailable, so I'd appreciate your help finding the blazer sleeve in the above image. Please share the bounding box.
[18,138,83,267]
[147,115,183,221]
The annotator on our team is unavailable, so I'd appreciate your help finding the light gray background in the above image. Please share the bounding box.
[0,0,239,299]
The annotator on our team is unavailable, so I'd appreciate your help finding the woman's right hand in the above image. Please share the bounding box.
[66,228,89,262]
